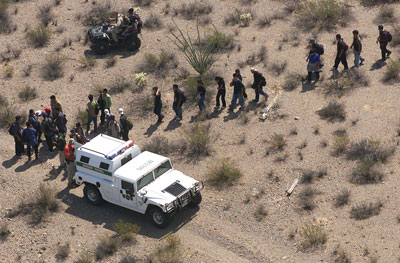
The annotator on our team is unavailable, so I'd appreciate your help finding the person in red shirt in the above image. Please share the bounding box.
[64,138,77,188]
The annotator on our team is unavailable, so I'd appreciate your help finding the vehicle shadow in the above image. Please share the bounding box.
[84,47,139,60]
[57,187,199,239]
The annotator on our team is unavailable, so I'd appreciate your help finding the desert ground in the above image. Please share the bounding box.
[1,0,400,262]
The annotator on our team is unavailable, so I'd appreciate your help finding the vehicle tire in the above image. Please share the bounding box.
[83,184,103,205]
[148,207,170,228]
[189,192,202,207]
[126,36,141,51]
[94,41,109,55]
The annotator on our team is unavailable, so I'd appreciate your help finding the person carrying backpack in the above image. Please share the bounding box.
[306,49,321,82]
[331,34,349,72]
[118,108,132,141]
[250,68,268,103]
[41,112,56,152]
[229,73,245,112]
[86,94,98,134]
[22,122,38,161]
[308,38,324,69]
[28,109,42,144]
[351,30,366,68]
[9,115,24,157]
[172,84,185,121]
[377,24,392,61]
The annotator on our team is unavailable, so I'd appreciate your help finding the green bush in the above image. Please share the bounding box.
[75,251,94,263]
[96,236,118,260]
[205,30,235,53]
[350,160,383,184]
[299,223,328,250]
[184,123,211,157]
[207,158,243,187]
[18,86,37,102]
[295,0,351,31]
[83,4,111,26]
[114,220,141,243]
[41,53,65,81]
[332,133,350,156]
[140,50,177,77]
[268,133,287,152]
[27,25,51,48]
[317,101,346,122]
[384,60,400,82]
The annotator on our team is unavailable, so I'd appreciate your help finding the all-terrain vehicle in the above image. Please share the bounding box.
[87,20,142,55]
[74,134,203,228]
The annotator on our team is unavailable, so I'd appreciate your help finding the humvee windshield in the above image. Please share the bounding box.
[136,161,172,190]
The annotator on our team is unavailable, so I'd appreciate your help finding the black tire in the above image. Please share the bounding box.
[126,36,141,51]
[94,40,109,55]
[83,184,103,205]
[148,207,170,228]
[189,192,202,207]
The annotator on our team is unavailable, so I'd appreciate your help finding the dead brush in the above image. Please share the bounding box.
[346,139,394,163]
[269,61,288,76]
[41,52,65,81]
[146,235,182,263]
[105,57,116,68]
[268,133,287,152]
[0,1,12,34]
[332,132,350,156]
[95,236,118,260]
[374,6,397,24]
[332,245,351,263]
[207,158,243,188]
[300,170,315,184]
[114,220,141,243]
[27,25,51,48]
[18,86,37,101]
[143,136,181,155]
[175,1,213,20]
[254,204,268,221]
[37,5,53,26]
[334,189,350,208]
[350,160,383,185]
[0,223,10,242]
[55,243,70,260]
[108,76,130,94]
[83,3,111,26]
[76,251,94,263]
[283,73,301,91]
[350,201,383,220]
[323,70,370,97]
[78,55,96,69]
[238,45,268,67]
[299,223,327,250]
[134,0,156,7]
[298,187,318,211]
[384,60,400,82]
[317,101,346,122]
[144,13,163,30]
[257,15,271,28]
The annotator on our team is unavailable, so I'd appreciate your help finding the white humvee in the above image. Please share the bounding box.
[74,134,203,228]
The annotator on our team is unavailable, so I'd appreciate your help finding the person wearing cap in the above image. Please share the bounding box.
[308,38,324,69]
[229,73,245,111]
[50,95,63,113]
[10,115,24,157]
[153,86,164,123]
[306,49,321,82]
[250,68,268,103]
[196,79,206,112]
[103,109,111,129]
[351,30,365,68]
[22,122,39,161]
[377,25,392,61]
[41,112,56,152]
[86,94,98,134]
[28,109,42,144]
[43,106,52,119]
[107,115,120,139]
[118,108,129,141]
[64,138,77,187]
[54,130,66,167]
[98,89,112,126]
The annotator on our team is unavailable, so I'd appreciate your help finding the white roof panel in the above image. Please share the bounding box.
[79,134,125,156]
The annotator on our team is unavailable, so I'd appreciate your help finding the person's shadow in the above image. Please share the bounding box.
[164,119,182,132]
[223,109,240,122]
[144,122,161,137]
[2,155,20,168]
[370,60,387,71]
[301,80,317,92]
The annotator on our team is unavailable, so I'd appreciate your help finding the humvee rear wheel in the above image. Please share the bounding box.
[84,184,103,205]
[149,207,169,228]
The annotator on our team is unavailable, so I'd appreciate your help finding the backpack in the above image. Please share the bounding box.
[344,42,349,51]
[125,118,133,130]
[8,123,14,136]
[315,44,324,55]
[261,76,267,87]
[385,31,393,42]
[181,92,187,103]
[97,95,105,109]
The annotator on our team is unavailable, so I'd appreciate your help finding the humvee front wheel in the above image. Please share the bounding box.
[189,192,202,207]
[149,207,170,228]
[83,184,103,205]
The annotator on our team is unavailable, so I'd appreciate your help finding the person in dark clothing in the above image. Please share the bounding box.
[377,25,392,61]
[306,49,321,82]
[308,38,324,69]
[11,115,24,156]
[41,112,56,152]
[250,68,268,102]
[28,109,42,144]
[331,34,349,71]
[215,76,226,108]
[196,79,206,112]
[351,30,365,67]
[22,122,38,161]
[229,74,245,111]
[53,107,67,134]
[153,86,164,123]
[98,89,112,125]
[118,108,131,141]
[172,84,184,121]
[235,69,247,99]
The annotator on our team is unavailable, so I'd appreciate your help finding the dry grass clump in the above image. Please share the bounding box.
[120,255,138,263]
[268,133,287,152]
[332,132,350,156]
[299,223,327,250]
[55,243,70,260]
[108,76,130,94]
[224,8,253,26]
[8,183,59,226]
[145,235,182,263]
[41,53,65,81]
[37,5,53,26]
[334,189,350,208]
[184,123,211,157]
[114,220,141,243]
[144,13,163,30]
[27,25,51,48]
[254,204,268,221]
[360,0,400,6]
[0,0,13,34]
[3,65,13,79]
[374,6,397,24]
[205,30,235,53]
[350,160,383,184]
[76,108,88,125]
[384,60,400,82]
[139,50,178,77]
[283,73,301,91]
[83,3,111,26]
[317,101,346,122]
[95,236,118,260]
[0,105,17,128]
[134,0,156,7]
[175,1,212,20]
[332,245,352,263]
[269,61,287,76]
[295,0,351,31]
[350,201,383,220]
[300,170,316,184]
[324,70,370,97]
[298,187,318,211]
[207,158,243,188]
[23,64,33,77]
[238,45,268,67]
[18,86,37,101]
[391,25,400,47]
[346,139,394,163]
[105,57,116,68]
[257,15,271,28]
[75,251,94,263]
[144,136,171,155]
[0,223,10,242]
[78,55,96,69]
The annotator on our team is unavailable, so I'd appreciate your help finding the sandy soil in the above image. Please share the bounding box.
[1,0,400,262]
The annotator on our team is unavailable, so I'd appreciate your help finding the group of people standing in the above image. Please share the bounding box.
[306,24,392,82]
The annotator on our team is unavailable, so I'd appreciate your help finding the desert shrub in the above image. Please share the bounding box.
[0,223,10,242]
[238,45,268,67]
[143,136,172,155]
[254,204,268,221]
[108,76,130,94]
[0,105,15,128]
[299,223,327,249]
[317,101,346,122]
[269,61,287,76]
[350,160,383,184]
[41,53,65,81]
[207,158,243,187]
[134,0,155,7]
[300,170,315,184]
[95,236,118,260]
[37,5,53,26]
[334,189,350,208]
[56,243,70,260]
[114,220,141,243]
[18,86,37,101]
[346,139,393,163]
[283,73,301,91]
[76,108,88,125]
[360,0,400,6]
[184,123,211,157]
[384,60,400,82]
[324,70,370,97]
[75,251,94,263]
[350,201,382,220]
[105,57,116,68]
[78,55,96,69]
[205,30,235,53]
[298,187,318,210]
[144,13,163,30]
[175,1,212,20]
[120,255,138,263]
[27,25,51,48]
[257,15,271,28]
[391,25,400,47]
[23,64,33,77]
[289,127,297,135]
[295,0,351,31]
[332,132,350,156]
[183,75,213,104]
[3,65,13,79]
[146,235,182,263]
[139,50,177,77]
[374,6,397,24]
[240,13,252,26]
[268,133,287,152]
[332,245,351,263]
[224,8,253,26]
[130,94,153,115]
[83,3,111,26]
[0,0,12,34]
